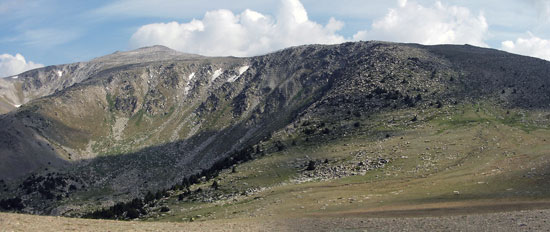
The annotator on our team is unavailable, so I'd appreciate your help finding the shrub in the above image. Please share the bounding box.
[126,208,140,219]
[304,128,316,135]
[435,101,443,108]
[144,191,155,203]
[275,141,285,151]
[403,95,415,107]
[155,191,163,200]
[83,198,144,220]
[306,161,316,171]
[0,197,24,211]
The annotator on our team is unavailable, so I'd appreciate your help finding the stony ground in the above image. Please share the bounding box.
[2,207,550,232]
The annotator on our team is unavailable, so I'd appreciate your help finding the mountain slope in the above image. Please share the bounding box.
[0,45,200,114]
[1,41,550,217]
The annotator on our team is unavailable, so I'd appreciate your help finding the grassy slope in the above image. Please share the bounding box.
[142,102,550,222]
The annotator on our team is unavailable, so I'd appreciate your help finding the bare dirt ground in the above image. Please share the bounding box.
[2,205,550,232]
[313,200,550,218]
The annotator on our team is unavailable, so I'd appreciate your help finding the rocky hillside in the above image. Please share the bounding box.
[0,45,199,114]
[1,41,550,215]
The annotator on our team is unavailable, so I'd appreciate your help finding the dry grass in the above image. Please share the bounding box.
[3,207,550,232]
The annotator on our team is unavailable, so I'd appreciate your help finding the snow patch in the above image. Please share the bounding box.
[11,75,18,79]
[56,70,63,77]
[184,72,196,95]
[238,66,249,75]
[211,69,222,81]
[227,75,238,83]
[228,66,249,82]
[14,104,21,108]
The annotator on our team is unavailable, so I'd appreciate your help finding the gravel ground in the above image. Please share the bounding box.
[278,209,550,231]
[2,209,550,232]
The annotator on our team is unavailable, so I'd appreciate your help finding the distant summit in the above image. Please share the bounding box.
[91,45,202,65]
[134,45,179,52]
[0,45,204,115]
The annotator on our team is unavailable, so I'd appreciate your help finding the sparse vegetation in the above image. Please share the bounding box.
[83,198,146,220]
[0,197,24,211]
[2,41,550,230]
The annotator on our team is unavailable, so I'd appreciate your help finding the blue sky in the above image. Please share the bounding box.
[1,0,549,77]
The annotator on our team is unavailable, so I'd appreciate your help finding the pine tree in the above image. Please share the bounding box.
[306,161,316,171]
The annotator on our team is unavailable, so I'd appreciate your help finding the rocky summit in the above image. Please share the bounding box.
[1,41,550,221]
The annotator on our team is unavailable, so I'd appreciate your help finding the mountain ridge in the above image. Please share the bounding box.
[0,45,204,115]
[1,41,550,218]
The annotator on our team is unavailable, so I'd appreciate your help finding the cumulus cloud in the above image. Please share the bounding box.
[397,0,408,8]
[353,1,488,47]
[0,53,44,78]
[501,33,550,61]
[94,0,273,19]
[130,0,345,56]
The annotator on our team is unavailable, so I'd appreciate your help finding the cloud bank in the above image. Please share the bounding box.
[501,33,550,61]
[353,0,488,46]
[0,53,44,78]
[130,0,345,57]
[130,0,493,57]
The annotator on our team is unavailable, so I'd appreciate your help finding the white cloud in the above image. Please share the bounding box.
[397,0,408,8]
[353,1,488,47]
[130,0,345,56]
[21,28,80,48]
[94,0,276,19]
[501,33,550,60]
[0,53,44,78]
[2,28,81,49]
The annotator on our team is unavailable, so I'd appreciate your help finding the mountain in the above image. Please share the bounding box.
[1,41,550,218]
[0,45,200,114]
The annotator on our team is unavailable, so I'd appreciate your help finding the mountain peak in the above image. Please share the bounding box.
[136,45,175,52]
[91,45,201,65]
[108,45,186,57]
